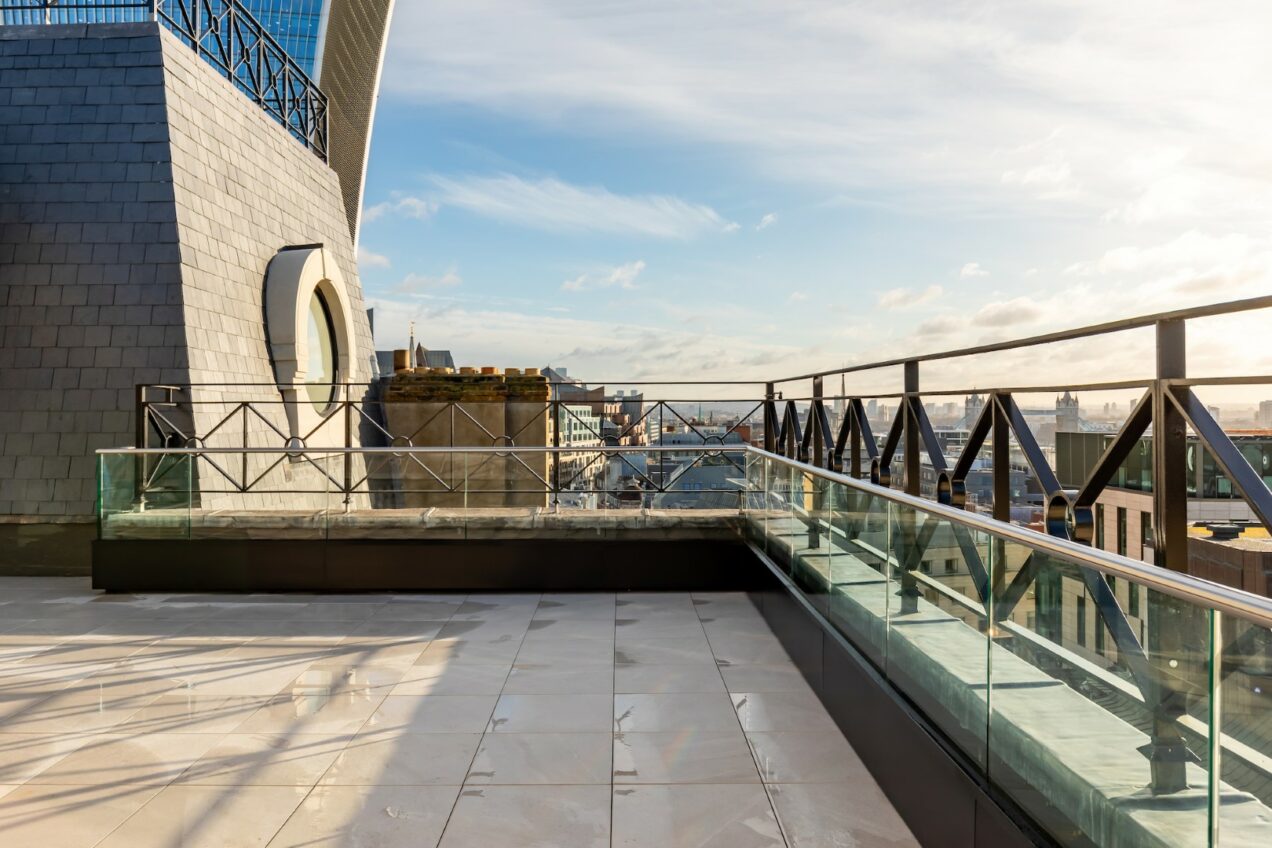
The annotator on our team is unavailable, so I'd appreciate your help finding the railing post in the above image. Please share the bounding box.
[134,384,147,508]
[809,377,823,550]
[763,382,776,454]
[1147,317,1192,794]
[343,391,353,512]
[899,362,920,613]
[551,393,561,508]
[991,393,1010,600]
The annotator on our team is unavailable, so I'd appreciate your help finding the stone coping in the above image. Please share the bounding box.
[102,507,745,540]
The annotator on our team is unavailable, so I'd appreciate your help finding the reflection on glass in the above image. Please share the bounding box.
[305,288,337,411]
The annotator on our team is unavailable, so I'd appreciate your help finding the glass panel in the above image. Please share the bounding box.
[826,484,891,667]
[788,471,831,615]
[988,545,1214,846]
[98,452,192,540]
[884,498,991,769]
[1218,615,1272,846]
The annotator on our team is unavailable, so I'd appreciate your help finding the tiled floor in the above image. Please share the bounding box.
[0,577,918,847]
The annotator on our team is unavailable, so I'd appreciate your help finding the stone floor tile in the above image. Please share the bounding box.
[732,691,840,733]
[466,732,611,785]
[363,694,498,734]
[613,731,759,784]
[747,732,871,784]
[614,693,741,732]
[391,663,509,696]
[502,663,613,694]
[95,784,308,848]
[267,784,461,847]
[487,693,613,733]
[439,785,609,848]
[612,783,784,848]
[614,663,728,694]
[29,733,222,786]
[767,782,920,847]
[320,731,480,785]
[177,733,350,786]
[0,782,166,848]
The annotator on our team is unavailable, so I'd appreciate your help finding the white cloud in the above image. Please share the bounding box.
[362,295,815,383]
[428,173,736,239]
[357,246,391,268]
[396,268,463,293]
[971,297,1042,328]
[364,195,438,223]
[561,260,646,292]
[382,2,1272,225]
[959,262,988,278]
[787,291,808,303]
[756,213,778,231]
[878,284,942,309]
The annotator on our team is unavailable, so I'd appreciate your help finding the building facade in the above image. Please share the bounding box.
[0,1,396,568]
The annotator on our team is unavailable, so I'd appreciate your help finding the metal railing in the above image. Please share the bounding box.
[96,443,1272,629]
[0,0,329,160]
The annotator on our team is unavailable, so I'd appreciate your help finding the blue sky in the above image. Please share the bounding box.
[355,1,1272,392]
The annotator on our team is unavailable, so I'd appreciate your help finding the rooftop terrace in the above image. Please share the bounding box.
[0,579,915,847]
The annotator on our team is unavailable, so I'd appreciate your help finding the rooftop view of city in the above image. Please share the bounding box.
[1,2,1271,847]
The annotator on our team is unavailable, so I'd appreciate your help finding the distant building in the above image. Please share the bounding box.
[415,345,456,371]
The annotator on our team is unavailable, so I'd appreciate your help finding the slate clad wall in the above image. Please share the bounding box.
[0,23,186,519]
[0,22,374,547]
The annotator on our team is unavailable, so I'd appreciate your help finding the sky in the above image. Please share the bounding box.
[356,0,1272,399]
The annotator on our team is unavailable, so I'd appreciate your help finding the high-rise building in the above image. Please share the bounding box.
[240,0,325,75]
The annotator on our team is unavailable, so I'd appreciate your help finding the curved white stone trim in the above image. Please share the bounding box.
[265,245,355,440]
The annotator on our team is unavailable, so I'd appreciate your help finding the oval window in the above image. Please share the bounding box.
[305,289,337,411]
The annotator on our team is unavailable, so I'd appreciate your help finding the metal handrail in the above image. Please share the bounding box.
[99,445,742,455]
[772,293,1272,383]
[751,446,1272,627]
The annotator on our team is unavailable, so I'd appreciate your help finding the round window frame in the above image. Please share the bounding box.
[264,245,357,441]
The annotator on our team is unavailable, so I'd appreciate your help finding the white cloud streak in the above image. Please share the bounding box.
[878,284,943,309]
[959,262,988,278]
[561,260,646,292]
[395,268,463,293]
[357,246,391,268]
[428,173,736,239]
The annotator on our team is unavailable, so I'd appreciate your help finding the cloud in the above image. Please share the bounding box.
[916,316,960,337]
[878,284,943,309]
[561,260,646,292]
[361,295,814,384]
[971,297,1042,328]
[364,195,438,223]
[756,213,778,231]
[787,291,808,303]
[428,173,736,239]
[959,262,988,278]
[357,246,391,268]
[1064,231,1260,277]
[395,268,463,293]
[382,2,1272,226]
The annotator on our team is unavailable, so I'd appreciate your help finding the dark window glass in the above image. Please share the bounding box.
[1077,596,1087,647]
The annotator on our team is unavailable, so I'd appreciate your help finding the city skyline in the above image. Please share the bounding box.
[357,1,1272,392]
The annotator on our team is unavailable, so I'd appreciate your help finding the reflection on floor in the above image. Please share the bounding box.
[0,577,917,847]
